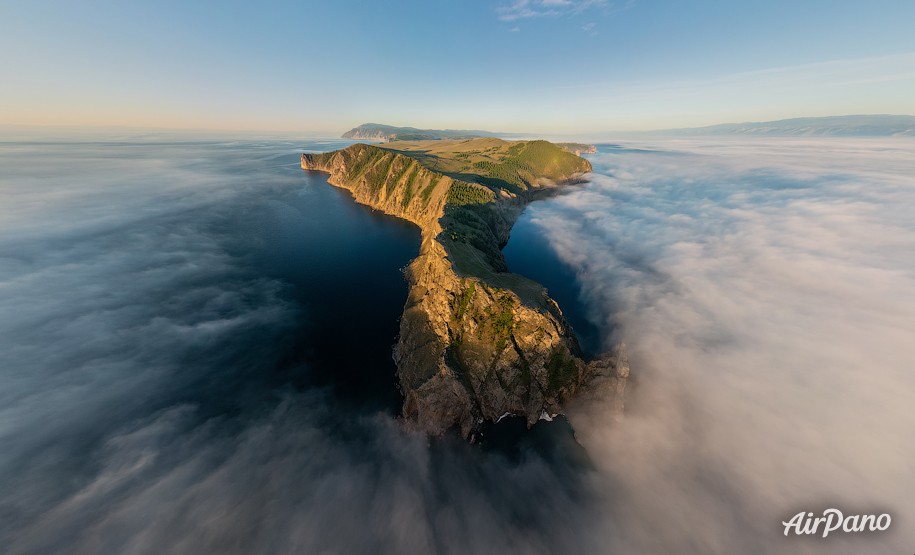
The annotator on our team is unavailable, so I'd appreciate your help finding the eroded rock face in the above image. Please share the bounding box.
[302,144,451,230]
[394,241,589,436]
[302,143,627,437]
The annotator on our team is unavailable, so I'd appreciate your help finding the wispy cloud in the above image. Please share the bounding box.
[496,0,609,21]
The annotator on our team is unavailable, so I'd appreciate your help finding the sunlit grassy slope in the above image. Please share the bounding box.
[375,138,591,303]
[381,138,591,196]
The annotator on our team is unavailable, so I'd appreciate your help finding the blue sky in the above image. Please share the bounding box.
[1,0,913,133]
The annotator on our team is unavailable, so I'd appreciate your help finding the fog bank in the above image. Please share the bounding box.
[539,138,915,553]
[2,138,913,554]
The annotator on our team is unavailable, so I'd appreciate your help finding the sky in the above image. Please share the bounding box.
[1,0,914,134]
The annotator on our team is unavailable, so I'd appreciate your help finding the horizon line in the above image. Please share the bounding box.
[2,113,914,140]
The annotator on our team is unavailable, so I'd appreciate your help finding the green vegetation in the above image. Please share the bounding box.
[441,203,504,266]
[401,164,418,208]
[488,292,515,351]
[504,140,591,177]
[370,153,395,192]
[451,279,476,322]
[386,158,407,195]
[419,175,440,204]
[473,159,528,193]
[546,347,579,391]
[446,182,494,206]
[381,138,590,197]
[348,146,385,178]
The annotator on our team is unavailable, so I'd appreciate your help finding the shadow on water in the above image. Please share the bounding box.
[0,140,602,553]
[502,204,603,357]
[476,416,593,471]
[245,165,421,415]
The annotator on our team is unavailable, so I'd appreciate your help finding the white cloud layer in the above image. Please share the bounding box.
[537,137,915,552]
[3,137,914,553]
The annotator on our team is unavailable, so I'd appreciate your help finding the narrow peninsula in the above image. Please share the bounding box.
[303,136,627,437]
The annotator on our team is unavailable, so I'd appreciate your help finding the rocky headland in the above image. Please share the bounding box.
[302,138,626,438]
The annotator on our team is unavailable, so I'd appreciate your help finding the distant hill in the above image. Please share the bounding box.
[342,123,505,142]
[661,115,915,137]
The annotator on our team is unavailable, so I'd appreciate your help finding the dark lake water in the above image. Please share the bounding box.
[0,138,598,553]
[503,201,602,357]
[254,162,421,413]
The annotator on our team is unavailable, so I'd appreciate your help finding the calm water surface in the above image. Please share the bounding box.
[0,138,598,554]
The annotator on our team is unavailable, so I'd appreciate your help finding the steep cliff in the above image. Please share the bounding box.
[302,139,627,437]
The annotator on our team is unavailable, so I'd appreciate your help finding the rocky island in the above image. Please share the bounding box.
[302,137,627,437]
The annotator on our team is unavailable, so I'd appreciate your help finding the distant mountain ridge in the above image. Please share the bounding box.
[342,123,506,142]
[662,115,915,137]
[343,116,915,143]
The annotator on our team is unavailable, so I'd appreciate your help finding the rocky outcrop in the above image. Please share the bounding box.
[557,143,598,156]
[302,142,627,437]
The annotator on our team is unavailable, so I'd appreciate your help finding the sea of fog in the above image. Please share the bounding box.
[514,137,915,553]
[1,137,913,554]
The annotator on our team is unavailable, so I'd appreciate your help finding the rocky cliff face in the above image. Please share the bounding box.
[302,142,627,437]
[303,144,450,228]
